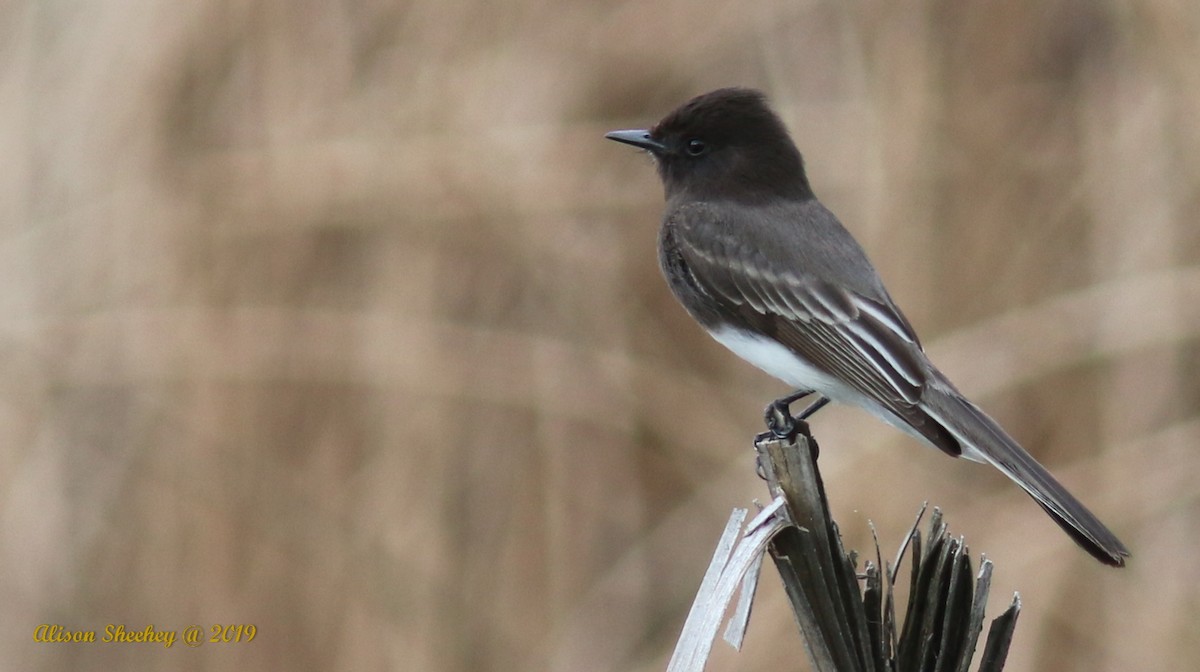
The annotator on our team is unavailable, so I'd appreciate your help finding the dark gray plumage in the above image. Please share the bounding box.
[607,87,1129,566]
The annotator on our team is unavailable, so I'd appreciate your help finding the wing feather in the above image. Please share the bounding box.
[668,202,939,438]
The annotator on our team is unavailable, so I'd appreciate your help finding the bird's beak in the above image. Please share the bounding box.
[605,129,666,153]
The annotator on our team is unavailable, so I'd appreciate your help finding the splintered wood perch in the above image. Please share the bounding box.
[666,423,1020,672]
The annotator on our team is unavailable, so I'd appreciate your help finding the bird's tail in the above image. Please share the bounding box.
[919,378,1130,567]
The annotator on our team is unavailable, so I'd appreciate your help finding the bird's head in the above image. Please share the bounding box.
[606,88,812,203]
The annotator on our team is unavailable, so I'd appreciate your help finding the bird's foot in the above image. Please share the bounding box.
[764,399,800,440]
[759,392,830,442]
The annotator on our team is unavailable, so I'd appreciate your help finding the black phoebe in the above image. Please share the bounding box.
[606,87,1129,567]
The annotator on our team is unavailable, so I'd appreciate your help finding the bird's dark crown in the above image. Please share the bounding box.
[648,88,812,203]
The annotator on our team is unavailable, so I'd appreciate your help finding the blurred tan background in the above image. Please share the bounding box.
[2,0,1198,670]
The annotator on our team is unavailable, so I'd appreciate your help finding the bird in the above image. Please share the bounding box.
[605,87,1129,566]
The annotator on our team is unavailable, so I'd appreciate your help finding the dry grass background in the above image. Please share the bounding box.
[2,1,1198,670]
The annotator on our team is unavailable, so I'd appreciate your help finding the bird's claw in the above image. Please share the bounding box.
[764,399,800,440]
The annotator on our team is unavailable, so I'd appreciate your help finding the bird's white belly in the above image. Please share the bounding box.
[708,326,859,402]
[707,325,937,447]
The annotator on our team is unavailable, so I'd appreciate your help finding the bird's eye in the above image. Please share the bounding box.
[685,138,708,156]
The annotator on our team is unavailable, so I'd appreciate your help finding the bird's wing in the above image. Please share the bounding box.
[669,202,957,452]
[667,204,1128,564]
